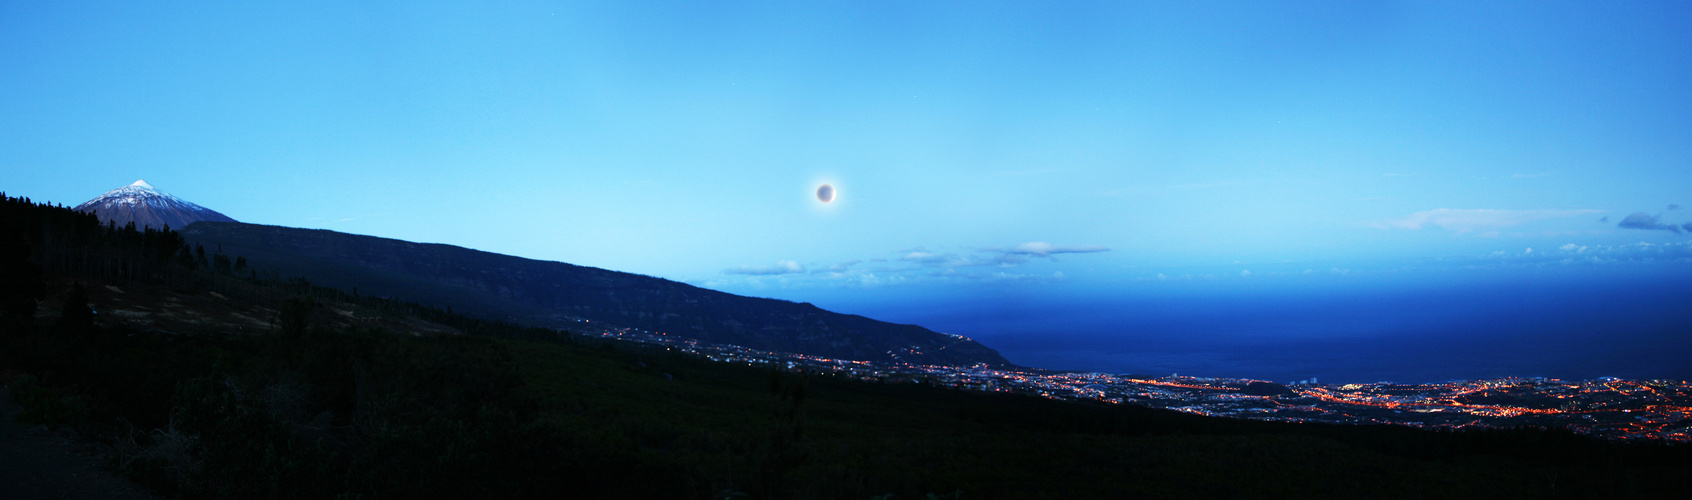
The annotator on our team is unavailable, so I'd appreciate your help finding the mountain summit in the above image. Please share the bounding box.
[75,180,236,230]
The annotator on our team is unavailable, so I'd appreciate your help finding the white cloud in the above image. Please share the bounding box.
[1373,208,1605,233]
[724,260,805,275]
[999,241,1110,257]
[717,240,1109,289]
[900,242,1109,268]
[900,251,973,267]
[822,259,861,273]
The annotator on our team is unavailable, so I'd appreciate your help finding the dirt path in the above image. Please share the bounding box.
[0,393,158,500]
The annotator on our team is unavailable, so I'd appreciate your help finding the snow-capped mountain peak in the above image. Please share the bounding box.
[74,180,237,230]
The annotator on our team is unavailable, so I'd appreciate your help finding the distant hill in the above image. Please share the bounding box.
[180,221,1012,367]
[74,180,236,230]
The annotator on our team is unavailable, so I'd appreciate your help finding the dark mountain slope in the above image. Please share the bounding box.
[180,221,1011,366]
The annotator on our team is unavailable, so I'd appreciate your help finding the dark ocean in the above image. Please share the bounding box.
[822,266,1692,384]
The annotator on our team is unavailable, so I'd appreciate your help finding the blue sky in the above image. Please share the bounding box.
[5,1,1691,309]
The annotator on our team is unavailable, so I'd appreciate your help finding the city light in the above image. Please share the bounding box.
[583,327,1692,442]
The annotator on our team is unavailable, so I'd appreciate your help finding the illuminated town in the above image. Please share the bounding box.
[591,327,1692,443]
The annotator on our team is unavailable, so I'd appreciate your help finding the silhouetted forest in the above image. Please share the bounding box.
[5,194,1691,499]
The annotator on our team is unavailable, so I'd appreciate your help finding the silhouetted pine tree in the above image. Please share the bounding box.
[56,282,94,337]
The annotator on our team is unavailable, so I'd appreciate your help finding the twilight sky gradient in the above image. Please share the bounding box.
[5,2,1691,379]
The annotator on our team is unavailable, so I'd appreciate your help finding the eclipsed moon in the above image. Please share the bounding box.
[816,184,835,203]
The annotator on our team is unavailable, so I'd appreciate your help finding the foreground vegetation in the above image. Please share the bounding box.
[5,194,1690,499]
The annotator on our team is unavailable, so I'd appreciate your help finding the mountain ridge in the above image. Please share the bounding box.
[180,220,1013,367]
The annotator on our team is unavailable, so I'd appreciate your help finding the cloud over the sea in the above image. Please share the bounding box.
[998,241,1110,257]
[899,250,970,267]
[711,241,1109,290]
[1373,208,1604,233]
[723,260,805,275]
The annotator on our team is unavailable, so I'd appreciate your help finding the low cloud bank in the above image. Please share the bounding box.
[1374,208,1604,233]
[1001,241,1110,257]
[724,260,805,275]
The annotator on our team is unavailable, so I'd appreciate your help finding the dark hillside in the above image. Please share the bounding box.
[180,221,1010,366]
[8,194,1692,499]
